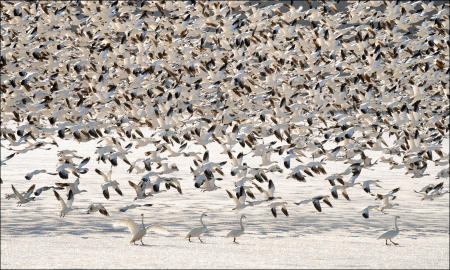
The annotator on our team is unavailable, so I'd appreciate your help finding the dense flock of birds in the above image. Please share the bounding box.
[1,1,449,246]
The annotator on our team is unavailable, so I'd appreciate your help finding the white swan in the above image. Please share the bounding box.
[377,215,400,245]
[185,213,208,243]
[114,213,168,245]
[226,214,247,244]
[54,189,74,217]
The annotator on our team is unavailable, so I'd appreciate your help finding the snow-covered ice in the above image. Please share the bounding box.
[1,138,448,269]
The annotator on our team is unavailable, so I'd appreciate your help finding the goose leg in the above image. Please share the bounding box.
[233,237,239,244]
[390,239,399,246]
[188,236,191,242]
[198,237,204,243]
[385,239,389,245]
[141,239,144,245]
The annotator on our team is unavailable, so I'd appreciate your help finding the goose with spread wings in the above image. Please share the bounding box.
[54,189,74,217]
[294,195,333,212]
[11,184,36,206]
[95,168,123,199]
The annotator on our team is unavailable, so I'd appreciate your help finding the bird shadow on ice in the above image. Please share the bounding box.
[0,211,120,237]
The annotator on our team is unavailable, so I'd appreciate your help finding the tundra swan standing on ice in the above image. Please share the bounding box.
[377,216,400,246]
[226,214,247,244]
[114,213,168,245]
[185,213,208,243]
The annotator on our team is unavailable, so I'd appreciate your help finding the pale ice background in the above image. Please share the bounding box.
[1,133,449,269]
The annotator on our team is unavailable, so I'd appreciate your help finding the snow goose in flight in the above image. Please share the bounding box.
[87,203,109,216]
[360,179,383,194]
[375,187,400,201]
[435,168,449,179]
[95,168,123,199]
[54,189,74,217]
[128,179,152,201]
[324,174,345,186]
[56,161,80,179]
[153,176,183,194]
[11,184,36,206]
[414,182,449,201]
[269,201,289,218]
[294,195,333,213]
[233,177,256,199]
[226,186,255,210]
[361,205,379,219]
[252,179,280,201]
[159,163,180,175]
[55,157,90,177]
[5,183,35,199]
[119,203,153,212]
[114,213,168,245]
[24,169,57,180]
[330,185,352,201]
[377,195,400,213]
[414,182,443,195]
[226,214,247,244]
[55,178,87,196]
[377,216,400,246]
[34,185,64,197]
[0,152,15,166]
[186,213,208,243]
[231,157,248,177]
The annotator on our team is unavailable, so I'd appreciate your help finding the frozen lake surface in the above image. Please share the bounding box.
[1,138,449,269]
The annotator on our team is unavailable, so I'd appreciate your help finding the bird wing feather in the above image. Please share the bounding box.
[114,219,138,235]
[25,184,36,198]
[11,185,25,201]
[146,225,169,235]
